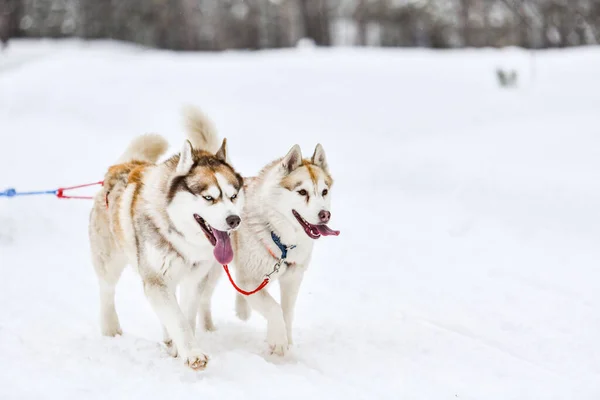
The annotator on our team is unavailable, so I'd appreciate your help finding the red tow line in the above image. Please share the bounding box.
[222,265,269,296]
[56,181,104,199]
[221,237,295,296]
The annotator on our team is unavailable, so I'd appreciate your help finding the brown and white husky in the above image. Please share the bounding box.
[88,108,244,370]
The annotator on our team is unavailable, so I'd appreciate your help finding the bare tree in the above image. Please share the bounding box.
[298,0,331,45]
[6,0,600,51]
[0,0,13,48]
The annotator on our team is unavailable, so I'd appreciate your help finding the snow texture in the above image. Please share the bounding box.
[0,40,599,399]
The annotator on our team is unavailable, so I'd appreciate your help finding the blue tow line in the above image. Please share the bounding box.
[1,181,103,200]
[0,188,57,197]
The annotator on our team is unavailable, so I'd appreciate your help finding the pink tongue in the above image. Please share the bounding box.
[213,229,233,264]
[315,224,340,236]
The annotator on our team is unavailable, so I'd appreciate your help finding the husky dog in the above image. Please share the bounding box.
[88,109,244,370]
[184,118,339,356]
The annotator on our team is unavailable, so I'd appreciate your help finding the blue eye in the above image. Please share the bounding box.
[203,196,213,201]
[231,193,237,201]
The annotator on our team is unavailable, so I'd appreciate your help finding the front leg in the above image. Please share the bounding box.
[279,269,304,346]
[180,262,221,334]
[196,263,221,332]
[179,276,200,335]
[143,277,208,370]
[162,324,178,357]
[244,281,288,356]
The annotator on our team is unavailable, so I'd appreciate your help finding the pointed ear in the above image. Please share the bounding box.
[177,140,194,174]
[215,138,227,162]
[311,143,328,172]
[282,144,302,174]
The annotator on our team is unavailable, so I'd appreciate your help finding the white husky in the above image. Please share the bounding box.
[185,120,340,356]
[88,109,244,370]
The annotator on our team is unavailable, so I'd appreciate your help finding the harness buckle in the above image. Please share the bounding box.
[264,258,284,280]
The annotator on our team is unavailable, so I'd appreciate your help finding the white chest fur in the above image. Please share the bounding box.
[140,230,215,284]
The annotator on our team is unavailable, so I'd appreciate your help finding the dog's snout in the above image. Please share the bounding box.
[318,210,331,223]
[226,215,241,229]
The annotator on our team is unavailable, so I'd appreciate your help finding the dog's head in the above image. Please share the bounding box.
[166,139,244,264]
[275,144,339,239]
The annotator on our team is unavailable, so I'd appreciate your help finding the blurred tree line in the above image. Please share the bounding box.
[0,0,599,50]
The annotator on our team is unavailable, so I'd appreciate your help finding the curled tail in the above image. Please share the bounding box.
[183,106,224,155]
[116,133,169,164]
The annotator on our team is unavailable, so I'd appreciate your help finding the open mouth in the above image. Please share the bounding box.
[292,210,340,240]
[193,214,234,265]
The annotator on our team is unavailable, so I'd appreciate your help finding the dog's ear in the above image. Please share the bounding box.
[177,140,194,174]
[282,144,302,174]
[215,138,227,162]
[311,143,328,172]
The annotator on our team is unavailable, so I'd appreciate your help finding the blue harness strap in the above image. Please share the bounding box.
[270,231,296,260]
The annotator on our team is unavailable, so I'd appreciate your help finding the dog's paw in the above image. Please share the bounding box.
[100,325,122,337]
[199,314,216,333]
[185,349,209,371]
[202,321,217,332]
[269,342,289,356]
[163,339,178,358]
[100,311,122,337]
[267,331,289,356]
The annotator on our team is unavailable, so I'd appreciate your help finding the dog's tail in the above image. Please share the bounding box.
[183,106,224,155]
[116,133,169,164]
[235,293,251,321]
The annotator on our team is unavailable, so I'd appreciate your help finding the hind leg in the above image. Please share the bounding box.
[89,205,127,337]
[93,255,126,337]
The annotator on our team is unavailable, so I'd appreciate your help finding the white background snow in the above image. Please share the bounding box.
[0,40,598,399]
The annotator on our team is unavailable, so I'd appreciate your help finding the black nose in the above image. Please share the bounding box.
[226,215,241,229]
[318,210,331,223]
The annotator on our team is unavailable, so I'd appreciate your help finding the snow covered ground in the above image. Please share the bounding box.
[0,39,599,399]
